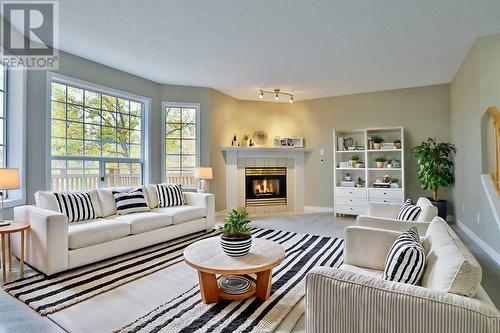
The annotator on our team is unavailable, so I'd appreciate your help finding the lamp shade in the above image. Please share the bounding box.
[195,167,213,180]
[0,168,20,190]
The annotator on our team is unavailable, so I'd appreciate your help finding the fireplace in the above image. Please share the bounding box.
[245,167,287,206]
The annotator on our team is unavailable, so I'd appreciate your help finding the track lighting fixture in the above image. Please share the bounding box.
[258,88,294,103]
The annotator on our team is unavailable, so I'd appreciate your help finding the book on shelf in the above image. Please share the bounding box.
[372,182,391,188]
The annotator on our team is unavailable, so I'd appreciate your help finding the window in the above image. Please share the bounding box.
[50,78,146,191]
[0,64,6,167]
[163,103,199,188]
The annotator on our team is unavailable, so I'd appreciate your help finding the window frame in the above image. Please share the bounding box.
[46,72,151,190]
[0,65,7,168]
[161,101,200,189]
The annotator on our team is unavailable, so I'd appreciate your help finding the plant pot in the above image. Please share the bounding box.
[395,143,401,149]
[376,161,385,168]
[429,198,447,220]
[355,163,364,168]
[387,164,392,168]
[220,235,252,257]
[373,143,381,150]
[390,183,399,188]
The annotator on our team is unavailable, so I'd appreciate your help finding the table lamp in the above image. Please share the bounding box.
[194,167,213,193]
[0,168,20,227]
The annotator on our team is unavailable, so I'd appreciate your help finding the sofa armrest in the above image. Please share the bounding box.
[357,215,430,235]
[305,267,500,333]
[12,205,69,275]
[183,192,215,230]
[367,202,402,218]
[344,226,401,271]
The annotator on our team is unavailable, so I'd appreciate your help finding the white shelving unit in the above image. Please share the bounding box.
[333,127,405,216]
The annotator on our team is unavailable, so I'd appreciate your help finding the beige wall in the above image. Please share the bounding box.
[450,34,500,253]
[210,85,451,211]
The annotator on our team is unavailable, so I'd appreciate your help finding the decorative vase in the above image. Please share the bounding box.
[395,142,401,149]
[220,235,252,257]
[376,161,385,168]
[373,143,381,150]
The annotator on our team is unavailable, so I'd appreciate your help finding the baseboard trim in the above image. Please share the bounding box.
[304,206,334,213]
[455,218,500,266]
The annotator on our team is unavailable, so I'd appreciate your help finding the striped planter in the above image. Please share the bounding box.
[220,235,252,257]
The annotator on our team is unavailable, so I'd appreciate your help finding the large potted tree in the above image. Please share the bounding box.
[412,138,456,219]
[218,209,253,257]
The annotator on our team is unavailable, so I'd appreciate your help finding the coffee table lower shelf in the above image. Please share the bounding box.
[198,270,272,304]
[218,278,256,301]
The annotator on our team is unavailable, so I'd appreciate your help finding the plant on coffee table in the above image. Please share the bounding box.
[219,209,253,257]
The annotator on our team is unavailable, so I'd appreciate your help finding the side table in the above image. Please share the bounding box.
[0,222,29,283]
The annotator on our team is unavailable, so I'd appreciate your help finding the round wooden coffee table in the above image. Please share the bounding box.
[184,237,285,304]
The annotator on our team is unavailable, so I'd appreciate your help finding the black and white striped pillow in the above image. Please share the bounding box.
[383,227,426,285]
[112,188,150,215]
[54,192,97,223]
[395,199,422,221]
[156,184,185,207]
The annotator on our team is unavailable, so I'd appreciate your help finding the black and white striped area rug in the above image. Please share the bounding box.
[4,227,343,332]
[3,228,224,315]
[118,229,344,333]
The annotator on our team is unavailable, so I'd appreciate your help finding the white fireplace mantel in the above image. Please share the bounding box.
[221,147,312,212]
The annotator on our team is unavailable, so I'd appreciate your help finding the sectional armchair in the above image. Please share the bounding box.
[356,197,438,234]
[305,218,500,333]
[11,184,215,276]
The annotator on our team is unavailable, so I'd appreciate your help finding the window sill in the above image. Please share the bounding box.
[1,198,26,208]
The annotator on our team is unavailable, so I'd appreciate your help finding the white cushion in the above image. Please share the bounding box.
[154,206,206,225]
[144,184,159,209]
[35,190,102,218]
[340,263,383,279]
[114,212,172,234]
[96,189,117,217]
[416,197,439,222]
[68,218,130,249]
[421,217,482,297]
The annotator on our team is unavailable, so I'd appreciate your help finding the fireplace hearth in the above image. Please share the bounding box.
[245,167,287,206]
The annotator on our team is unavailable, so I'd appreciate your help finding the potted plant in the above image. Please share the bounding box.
[218,209,253,257]
[386,159,393,168]
[374,156,386,168]
[356,177,364,188]
[370,135,384,150]
[392,158,401,168]
[412,138,456,219]
[350,155,360,168]
[390,177,400,188]
[394,139,402,149]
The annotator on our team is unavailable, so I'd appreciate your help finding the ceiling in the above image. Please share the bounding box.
[9,1,500,101]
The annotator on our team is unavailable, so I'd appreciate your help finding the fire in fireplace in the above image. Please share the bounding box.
[245,167,286,206]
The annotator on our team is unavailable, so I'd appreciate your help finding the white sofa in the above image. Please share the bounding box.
[305,217,500,333]
[11,184,215,276]
[356,197,438,234]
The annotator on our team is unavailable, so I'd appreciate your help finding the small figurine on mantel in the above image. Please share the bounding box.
[231,134,237,147]
[249,139,255,147]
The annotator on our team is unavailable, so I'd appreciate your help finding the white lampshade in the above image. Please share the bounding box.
[0,168,20,190]
[195,167,213,180]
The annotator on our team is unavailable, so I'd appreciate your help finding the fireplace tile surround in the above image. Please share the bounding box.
[221,147,312,214]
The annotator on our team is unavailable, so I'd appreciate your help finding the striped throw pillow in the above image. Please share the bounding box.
[54,192,97,223]
[156,184,185,207]
[112,188,150,215]
[383,227,426,285]
[395,199,422,221]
